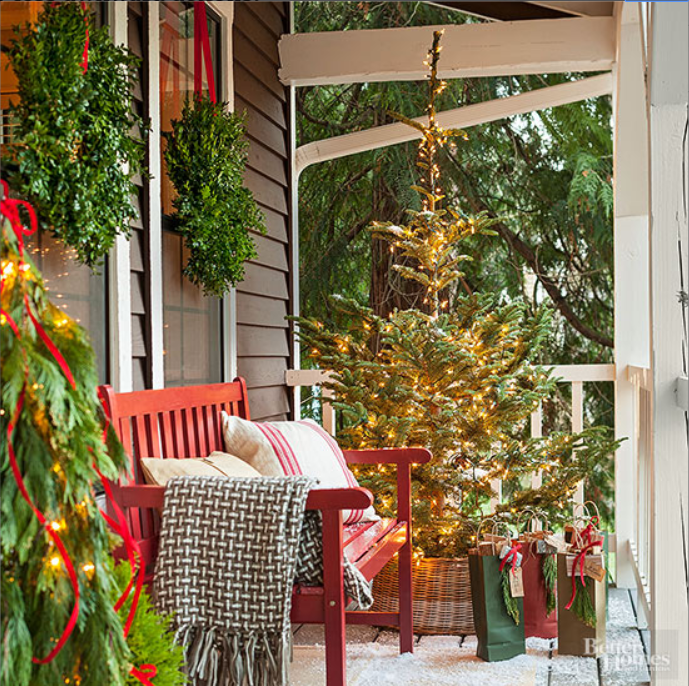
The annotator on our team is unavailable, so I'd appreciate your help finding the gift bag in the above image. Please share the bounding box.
[556,519,606,656]
[567,502,610,615]
[521,541,558,639]
[469,524,525,662]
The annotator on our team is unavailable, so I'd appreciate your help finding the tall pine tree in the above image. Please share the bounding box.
[295,32,619,558]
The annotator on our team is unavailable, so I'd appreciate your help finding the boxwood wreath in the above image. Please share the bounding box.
[163,94,265,297]
[1,1,146,267]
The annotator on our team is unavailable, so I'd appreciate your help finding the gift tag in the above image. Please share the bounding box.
[566,554,605,581]
[544,534,568,553]
[509,567,524,598]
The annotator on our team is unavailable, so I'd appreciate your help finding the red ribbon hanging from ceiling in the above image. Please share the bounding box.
[193,1,216,103]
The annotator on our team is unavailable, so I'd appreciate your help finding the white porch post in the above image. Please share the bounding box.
[612,2,650,590]
[209,1,238,381]
[108,1,132,392]
[648,3,689,684]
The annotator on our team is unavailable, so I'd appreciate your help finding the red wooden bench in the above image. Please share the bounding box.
[99,378,431,686]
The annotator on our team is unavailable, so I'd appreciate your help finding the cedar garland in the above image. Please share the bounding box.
[542,553,557,616]
[501,569,520,625]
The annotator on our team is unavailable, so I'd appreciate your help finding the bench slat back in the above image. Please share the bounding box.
[98,379,251,549]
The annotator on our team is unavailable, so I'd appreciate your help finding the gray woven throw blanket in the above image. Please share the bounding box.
[154,476,373,686]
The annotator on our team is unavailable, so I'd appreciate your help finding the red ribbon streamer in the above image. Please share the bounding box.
[193,1,216,103]
[93,390,155,683]
[498,542,522,575]
[80,2,89,74]
[565,535,603,610]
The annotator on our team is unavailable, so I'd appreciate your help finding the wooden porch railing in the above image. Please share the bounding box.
[285,363,616,515]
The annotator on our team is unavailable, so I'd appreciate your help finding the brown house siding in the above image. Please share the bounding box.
[127,1,150,391]
[233,2,292,421]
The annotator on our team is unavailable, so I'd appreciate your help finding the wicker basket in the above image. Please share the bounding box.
[371,556,475,635]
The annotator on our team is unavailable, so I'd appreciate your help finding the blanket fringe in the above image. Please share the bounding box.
[177,625,292,686]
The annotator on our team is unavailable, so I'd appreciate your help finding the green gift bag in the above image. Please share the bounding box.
[469,550,526,662]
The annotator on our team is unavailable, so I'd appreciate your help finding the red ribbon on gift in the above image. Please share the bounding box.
[193,1,216,103]
[565,535,603,610]
[498,542,522,575]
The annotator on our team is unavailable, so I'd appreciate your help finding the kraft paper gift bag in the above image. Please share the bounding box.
[556,551,606,656]
[469,547,526,662]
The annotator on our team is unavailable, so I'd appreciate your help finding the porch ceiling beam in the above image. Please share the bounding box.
[295,73,612,175]
[527,2,615,18]
[278,17,615,87]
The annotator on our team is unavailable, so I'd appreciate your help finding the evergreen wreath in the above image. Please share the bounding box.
[2,2,147,267]
[163,94,265,297]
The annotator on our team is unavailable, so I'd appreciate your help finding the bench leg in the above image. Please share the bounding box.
[323,510,347,686]
[399,536,414,654]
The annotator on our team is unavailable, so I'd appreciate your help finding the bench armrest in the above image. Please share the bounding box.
[343,447,431,466]
[109,483,373,513]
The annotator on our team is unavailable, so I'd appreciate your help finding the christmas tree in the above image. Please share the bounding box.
[295,32,619,558]
[1,184,134,685]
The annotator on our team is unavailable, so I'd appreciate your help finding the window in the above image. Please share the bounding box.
[159,0,223,387]
[2,2,109,383]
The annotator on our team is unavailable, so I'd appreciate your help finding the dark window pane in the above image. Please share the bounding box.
[29,232,108,383]
[160,1,222,388]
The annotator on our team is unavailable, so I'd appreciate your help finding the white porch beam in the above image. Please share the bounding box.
[613,2,650,590]
[278,17,615,87]
[648,2,689,684]
[296,73,612,175]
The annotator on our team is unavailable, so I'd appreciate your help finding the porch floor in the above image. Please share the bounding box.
[290,589,650,685]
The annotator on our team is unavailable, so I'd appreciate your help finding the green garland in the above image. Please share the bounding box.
[501,569,520,625]
[2,2,146,267]
[163,94,265,297]
[569,575,597,628]
[111,563,187,686]
[542,553,557,616]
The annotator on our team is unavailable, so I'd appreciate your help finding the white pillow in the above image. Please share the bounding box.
[220,414,378,524]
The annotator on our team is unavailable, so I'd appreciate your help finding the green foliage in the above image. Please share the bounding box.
[2,2,146,267]
[569,576,597,628]
[1,209,130,683]
[543,553,557,616]
[163,94,265,297]
[501,568,520,625]
[111,563,187,686]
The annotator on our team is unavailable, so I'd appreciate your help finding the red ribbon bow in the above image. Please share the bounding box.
[130,664,158,686]
[498,542,522,575]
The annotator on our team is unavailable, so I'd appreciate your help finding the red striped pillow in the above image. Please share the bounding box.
[220,414,378,524]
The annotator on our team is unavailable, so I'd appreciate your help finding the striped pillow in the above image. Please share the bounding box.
[220,414,378,524]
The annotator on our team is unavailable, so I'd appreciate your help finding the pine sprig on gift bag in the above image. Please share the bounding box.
[543,553,557,616]
[570,576,597,628]
[501,569,520,625]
